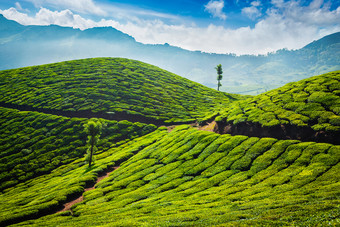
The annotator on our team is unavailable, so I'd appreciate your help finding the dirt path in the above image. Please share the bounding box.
[165,121,217,133]
[198,121,216,132]
[55,122,215,214]
[57,166,119,214]
[164,123,199,132]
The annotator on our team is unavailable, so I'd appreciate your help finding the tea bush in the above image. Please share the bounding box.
[0,58,243,123]
[215,71,340,132]
[0,107,156,191]
[3,126,338,226]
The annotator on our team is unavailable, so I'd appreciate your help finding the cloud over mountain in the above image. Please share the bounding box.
[1,0,339,55]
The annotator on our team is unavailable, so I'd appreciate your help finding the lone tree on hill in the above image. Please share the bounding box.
[84,118,102,167]
[215,64,223,91]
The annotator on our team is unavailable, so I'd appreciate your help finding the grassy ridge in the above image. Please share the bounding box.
[5,126,339,226]
[0,107,156,191]
[213,71,340,132]
[0,58,242,123]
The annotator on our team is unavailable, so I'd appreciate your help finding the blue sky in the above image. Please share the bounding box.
[0,0,340,54]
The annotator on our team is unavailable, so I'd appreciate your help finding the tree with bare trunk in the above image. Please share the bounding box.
[84,118,102,167]
[216,64,223,91]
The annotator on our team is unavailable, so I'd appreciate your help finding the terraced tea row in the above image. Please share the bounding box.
[4,126,339,226]
[0,129,166,226]
[211,71,340,144]
[1,59,339,226]
[0,58,242,123]
[0,107,156,191]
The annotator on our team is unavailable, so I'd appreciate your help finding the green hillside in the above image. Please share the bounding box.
[1,126,339,226]
[0,58,242,124]
[0,107,156,191]
[0,59,339,226]
[211,71,340,144]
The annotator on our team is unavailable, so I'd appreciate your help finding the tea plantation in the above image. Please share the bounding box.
[0,59,339,226]
[0,58,242,124]
[2,126,339,226]
[212,71,340,143]
[0,107,156,191]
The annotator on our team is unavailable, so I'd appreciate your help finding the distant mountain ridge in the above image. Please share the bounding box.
[0,14,339,94]
[0,14,135,42]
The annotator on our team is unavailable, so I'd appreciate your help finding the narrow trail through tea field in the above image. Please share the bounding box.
[57,166,120,214]
[57,123,215,214]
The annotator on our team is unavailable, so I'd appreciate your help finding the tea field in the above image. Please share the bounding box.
[0,107,156,191]
[212,71,340,144]
[0,58,242,124]
[0,59,339,226]
[2,126,339,226]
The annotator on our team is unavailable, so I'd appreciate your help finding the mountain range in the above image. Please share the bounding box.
[0,14,339,94]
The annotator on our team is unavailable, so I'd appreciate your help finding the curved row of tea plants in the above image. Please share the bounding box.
[212,71,340,133]
[0,58,242,123]
[13,125,340,226]
[0,107,156,191]
[0,129,166,226]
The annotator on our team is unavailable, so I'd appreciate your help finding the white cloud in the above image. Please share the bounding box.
[1,0,340,55]
[24,0,106,16]
[242,1,262,20]
[15,2,23,11]
[271,0,284,7]
[0,7,108,29]
[204,0,227,20]
[269,0,340,26]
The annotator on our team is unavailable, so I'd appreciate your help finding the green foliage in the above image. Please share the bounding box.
[1,127,339,226]
[215,64,223,91]
[215,71,340,131]
[0,62,339,226]
[84,119,103,167]
[0,58,244,123]
[0,107,156,191]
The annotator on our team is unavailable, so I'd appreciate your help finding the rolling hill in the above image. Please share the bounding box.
[211,71,340,144]
[0,58,242,124]
[0,59,339,226]
[0,14,339,94]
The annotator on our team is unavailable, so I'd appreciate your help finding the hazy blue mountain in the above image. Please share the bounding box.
[0,14,339,94]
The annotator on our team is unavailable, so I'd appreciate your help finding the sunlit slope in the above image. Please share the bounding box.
[0,58,241,123]
[0,107,156,191]
[11,126,340,226]
[213,71,340,143]
[0,130,165,226]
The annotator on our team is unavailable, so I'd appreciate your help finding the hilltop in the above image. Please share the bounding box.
[210,71,340,144]
[0,60,339,226]
[0,14,339,94]
[0,58,242,124]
